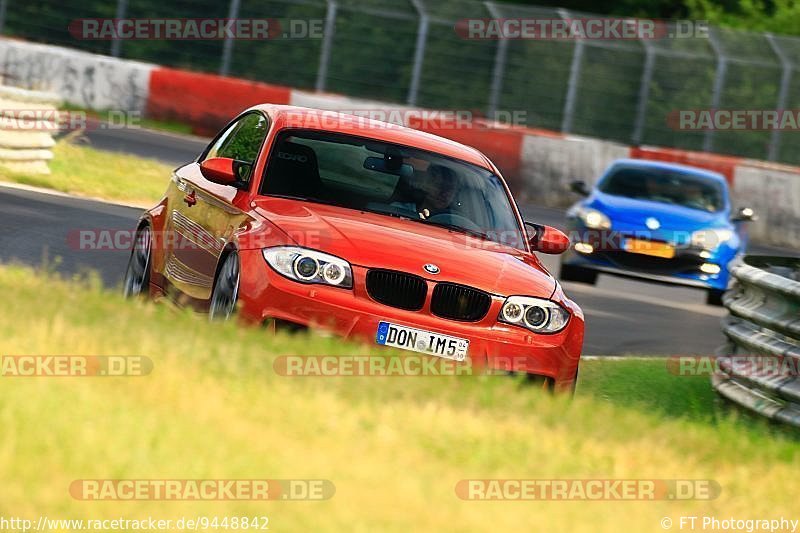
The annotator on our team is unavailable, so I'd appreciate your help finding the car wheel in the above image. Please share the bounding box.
[706,289,725,307]
[520,374,555,391]
[569,366,580,397]
[210,251,240,321]
[123,225,152,298]
[559,263,598,285]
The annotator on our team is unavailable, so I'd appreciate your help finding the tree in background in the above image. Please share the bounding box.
[501,0,800,36]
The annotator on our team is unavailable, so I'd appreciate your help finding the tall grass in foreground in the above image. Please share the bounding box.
[0,265,797,532]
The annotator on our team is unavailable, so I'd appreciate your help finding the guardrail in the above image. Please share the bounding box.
[713,255,800,426]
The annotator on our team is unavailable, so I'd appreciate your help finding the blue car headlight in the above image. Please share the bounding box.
[690,229,733,250]
[572,206,612,230]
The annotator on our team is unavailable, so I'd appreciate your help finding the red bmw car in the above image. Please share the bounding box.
[123,105,584,391]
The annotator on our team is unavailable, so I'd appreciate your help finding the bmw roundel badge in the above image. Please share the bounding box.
[423,264,440,275]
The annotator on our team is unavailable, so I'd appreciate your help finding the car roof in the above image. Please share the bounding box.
[607,158,728,184]
[249,104,493,170]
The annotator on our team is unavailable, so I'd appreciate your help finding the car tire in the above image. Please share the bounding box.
[524,374,555,392]
[123,225,152,298]
[571,366,580,396]
[559,263,598,285]
[210,251,240,321]
[706,289,725,307]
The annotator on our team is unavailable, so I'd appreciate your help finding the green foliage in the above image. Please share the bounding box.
[684,0,800,35]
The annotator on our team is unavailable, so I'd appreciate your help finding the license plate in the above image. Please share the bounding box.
[375,321,469,361]
[624,238,675,259]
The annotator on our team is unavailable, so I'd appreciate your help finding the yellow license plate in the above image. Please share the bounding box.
[624,238,675,259]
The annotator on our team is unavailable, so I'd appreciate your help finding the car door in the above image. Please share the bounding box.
[164,112,269,303]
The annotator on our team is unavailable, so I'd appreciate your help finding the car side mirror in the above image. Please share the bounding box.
[526,222,571,255]
[200,157,247,186]
[732,206,757,222]
[569,180,590,196]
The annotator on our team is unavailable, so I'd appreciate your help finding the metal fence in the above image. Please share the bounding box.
[714,255,800,427]
[5,0,800,165]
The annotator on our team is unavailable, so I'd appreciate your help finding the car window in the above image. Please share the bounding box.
[203,113,269,185]
[292,137,401,198]
[261,129,525,249]
[599,167,725,213]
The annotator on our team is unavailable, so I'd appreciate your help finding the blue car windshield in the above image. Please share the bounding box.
[598,167,725,213]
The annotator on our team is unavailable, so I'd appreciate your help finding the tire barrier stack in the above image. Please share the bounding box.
[713,255,800,427]
[0,85,60,174]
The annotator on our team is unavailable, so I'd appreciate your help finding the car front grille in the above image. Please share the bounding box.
[365,269,427,311]
[597,251,706,275]
[431,283,492,322]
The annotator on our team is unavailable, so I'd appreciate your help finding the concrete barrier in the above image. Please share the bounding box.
[520,134,629,206]
[733,164,800,249]
[0,38,151,113]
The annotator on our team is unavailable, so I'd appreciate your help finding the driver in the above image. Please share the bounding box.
[682,182,714,211]
[643,174,674,204]
[417,164,458,219]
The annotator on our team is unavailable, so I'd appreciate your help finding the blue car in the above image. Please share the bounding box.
[560,159,756,305]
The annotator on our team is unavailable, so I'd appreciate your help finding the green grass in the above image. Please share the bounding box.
[579,358,800,439]
[61,103,194,136]
[0,139,173,205]
[580,358,726,421]
[0,265,798,532]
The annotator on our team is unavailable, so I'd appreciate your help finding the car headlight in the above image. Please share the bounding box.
[575,207,612,230]
[263,246,353,288]
[498,296,570,333]
[690,229,733,250]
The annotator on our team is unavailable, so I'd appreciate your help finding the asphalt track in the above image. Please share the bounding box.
[1,126,794,356]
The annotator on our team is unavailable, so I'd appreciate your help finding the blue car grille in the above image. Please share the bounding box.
[598,251,706,275]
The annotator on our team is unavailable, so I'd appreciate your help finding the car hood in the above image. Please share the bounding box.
[252,198,556,299]
[590,192,727,231]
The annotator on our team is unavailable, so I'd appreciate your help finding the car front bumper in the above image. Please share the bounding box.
[562,226,736,291]
[236,250,584,392]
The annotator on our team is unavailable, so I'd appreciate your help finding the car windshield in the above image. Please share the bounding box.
[598,166,725,213]
[260,129,525,249]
